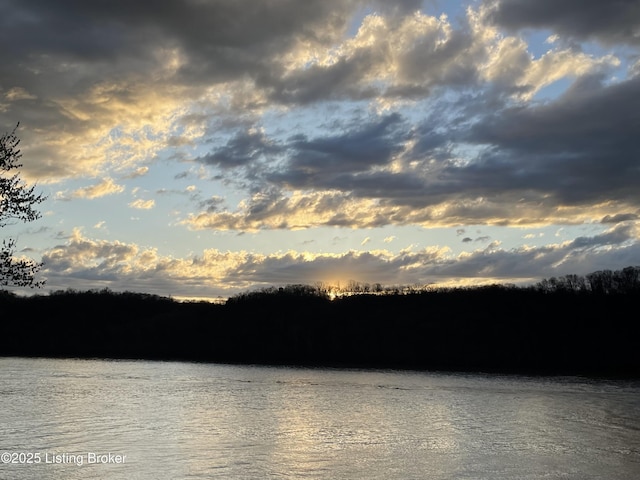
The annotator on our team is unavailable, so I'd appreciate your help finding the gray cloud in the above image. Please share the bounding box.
[601,213,639,224]
[568,223,635,249]
[462,74,640,206]
[238,72,640,224]
[0,0,354,76]
[197,196,226,214]
[487,0,640,45]
[190,113,416,216]
[275,113,408,186]
[198,129,282,169]
[461,235,490,244]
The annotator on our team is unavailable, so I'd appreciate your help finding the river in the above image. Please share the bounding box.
[1,357,638,479]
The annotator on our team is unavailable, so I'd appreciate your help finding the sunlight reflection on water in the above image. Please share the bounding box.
[1,357,639,479]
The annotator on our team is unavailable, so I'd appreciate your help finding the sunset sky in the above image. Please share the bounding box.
[2,0,639,300]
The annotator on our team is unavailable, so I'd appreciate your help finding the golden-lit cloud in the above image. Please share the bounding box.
[15,77,203,183]
[39,223,639,299]
[182,191,386,231]
[4,87,37,101]
[475,4,620,99]
[129,199,156,210]
[126,166,150,179]
[56,178,125,200]
[182,187,639,230]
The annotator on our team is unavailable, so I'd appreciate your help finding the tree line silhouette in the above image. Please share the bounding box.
[1,266,639,377]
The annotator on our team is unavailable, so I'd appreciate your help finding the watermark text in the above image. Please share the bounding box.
[1,451,126,467]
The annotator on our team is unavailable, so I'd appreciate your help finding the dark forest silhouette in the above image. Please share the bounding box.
[1,266,639,377]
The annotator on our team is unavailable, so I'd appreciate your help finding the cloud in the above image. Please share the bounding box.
[278,113,407,181]
[197,128,282,169]
[0,0,354,81]
[523,233,544,239]
[601,213,639,224]
[185,78,640,229]
[464,74,640,206]
[0,1,509,182]
[129,199,156,210]
[183,185,639,231]
[567,223,636,249]
[188,59,638,230]
[460,235,491,245]
[263,10,482,105]
[182,190,385,231]
[57,178,125,200]
[125,166,150,179]
[196,196,226,214]
[0,0,359,181]
[197,112,411,190]
[486,0,640,46]
[4,87,37,101]
[361,237,371,246]
[39,224,640,299]
[4,0,631,208]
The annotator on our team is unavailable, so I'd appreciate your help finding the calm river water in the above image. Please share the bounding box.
[0,357,638,479]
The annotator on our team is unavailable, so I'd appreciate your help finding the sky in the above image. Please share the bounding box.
[1,0,639,300]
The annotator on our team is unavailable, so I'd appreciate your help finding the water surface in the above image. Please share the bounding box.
[1,357,638,479]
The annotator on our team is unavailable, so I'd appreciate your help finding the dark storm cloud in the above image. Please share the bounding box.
[487,0,640,45]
